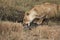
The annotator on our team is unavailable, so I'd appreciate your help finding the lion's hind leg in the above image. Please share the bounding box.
[41,18,49,25]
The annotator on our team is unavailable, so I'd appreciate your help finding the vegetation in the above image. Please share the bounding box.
[0,21,60,40]
[0,0,60,22]
[0,0,60,11]
[0,0,60,40]
[0,6,25,22]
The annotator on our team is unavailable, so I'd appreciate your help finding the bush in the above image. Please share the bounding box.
[0,6,25,23]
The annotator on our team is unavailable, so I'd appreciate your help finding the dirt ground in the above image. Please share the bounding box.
[0,21,60,40]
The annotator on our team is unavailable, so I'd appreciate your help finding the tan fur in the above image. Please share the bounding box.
[23,2,60,26]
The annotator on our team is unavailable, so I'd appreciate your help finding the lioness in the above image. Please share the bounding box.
[23,2,60,26]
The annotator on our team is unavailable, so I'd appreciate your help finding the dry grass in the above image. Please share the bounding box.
[0,0,60,11]
[0,21,60,40]
[0,21,23,40]
[0,0,60,40]
[30,25,60,40]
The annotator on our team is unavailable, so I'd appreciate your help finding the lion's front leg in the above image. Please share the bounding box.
[41,18,49,25]
[33,18,44,25]
[33,15,49,25]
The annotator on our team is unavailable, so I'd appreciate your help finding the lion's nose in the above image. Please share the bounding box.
[23,24,28,26]
[23,23,28,26]
[23,23,29,29]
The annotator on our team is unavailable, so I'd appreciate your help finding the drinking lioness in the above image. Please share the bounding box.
[23,2,60,27]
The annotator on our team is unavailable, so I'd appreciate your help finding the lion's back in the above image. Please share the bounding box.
[33,3,58,18]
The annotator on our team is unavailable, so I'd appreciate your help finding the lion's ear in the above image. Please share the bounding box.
[34,8,37,12]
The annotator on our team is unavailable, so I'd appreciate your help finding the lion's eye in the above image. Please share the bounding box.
[27,13,29,15]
